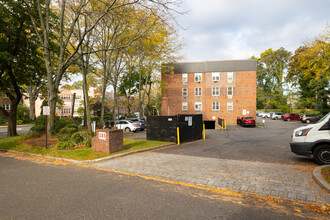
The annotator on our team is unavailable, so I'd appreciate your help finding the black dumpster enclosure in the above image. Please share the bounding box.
[147,114,203,143]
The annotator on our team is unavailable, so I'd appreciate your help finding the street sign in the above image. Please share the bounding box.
[43,106,50,115]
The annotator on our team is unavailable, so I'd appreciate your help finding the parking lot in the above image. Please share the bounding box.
[127,117,314,165]
[92,117,330,206]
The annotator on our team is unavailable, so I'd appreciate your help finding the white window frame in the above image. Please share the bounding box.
[182,102,188,111]
[194,73,202,82]
[212,87,220,96]
[182,88,188,97]
[227,87,233,99]
[227,101,233,111]
[212,72,220,81]
[227,72,233,83]
[194,87,202,96]
[3,104,10,110]
[194,102,202,111]
[182,73,188,84]
[212,101,220,111]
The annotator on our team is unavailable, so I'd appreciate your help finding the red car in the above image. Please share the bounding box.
[237,117,256,127]
[283,113,300,121]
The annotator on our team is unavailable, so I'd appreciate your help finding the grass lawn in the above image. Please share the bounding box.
[0,135,172,161]
[321,167,330,183]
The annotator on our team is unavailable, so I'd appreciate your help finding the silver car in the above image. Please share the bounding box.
[115,120,141,132]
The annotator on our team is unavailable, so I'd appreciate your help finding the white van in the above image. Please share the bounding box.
[290,112,330,164]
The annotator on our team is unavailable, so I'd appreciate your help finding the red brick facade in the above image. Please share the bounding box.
[161,61,257,125]
[92,129,123,153]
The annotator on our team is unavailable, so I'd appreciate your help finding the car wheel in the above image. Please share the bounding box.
[313,145,330,165]
[125,127,131,132]
[306,119,311,123]
[287,118,291,122]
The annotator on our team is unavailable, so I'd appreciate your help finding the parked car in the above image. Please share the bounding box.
[272,112,284,120]
[115,120,141,132]
[300,114,322,124]
[283,113,300,121]
[290,112,330,165]
[262,112,272,118]
[238,117,256,127]
[126,118,146,130]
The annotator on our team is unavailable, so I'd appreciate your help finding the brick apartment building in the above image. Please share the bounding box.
[161,59,257,127]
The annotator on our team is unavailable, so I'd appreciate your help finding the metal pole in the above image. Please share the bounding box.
[177,127,180,145]
[45,115,48,149]
[203,124,205,139]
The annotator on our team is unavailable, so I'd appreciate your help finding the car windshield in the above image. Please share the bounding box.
[244,117,254,120]
[316,112,330,124]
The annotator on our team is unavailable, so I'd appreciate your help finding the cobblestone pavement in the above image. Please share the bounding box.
[89,151,330,206]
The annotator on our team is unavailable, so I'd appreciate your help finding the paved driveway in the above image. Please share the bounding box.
[91,118,330,206]
[158,118,314,165]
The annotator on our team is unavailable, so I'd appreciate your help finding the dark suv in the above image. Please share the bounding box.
[300,114,321,123]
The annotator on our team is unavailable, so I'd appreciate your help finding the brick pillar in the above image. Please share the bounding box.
[92,129,123,153]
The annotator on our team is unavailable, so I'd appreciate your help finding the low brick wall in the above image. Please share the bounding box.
[92,129,123,153]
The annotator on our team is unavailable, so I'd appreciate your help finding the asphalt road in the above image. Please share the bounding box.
[0,124,33,137]
[155,117,315,165]
[0,152,327,220]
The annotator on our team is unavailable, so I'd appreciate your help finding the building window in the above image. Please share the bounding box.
[182,73,188,84]
[61,94,71,99]
[194,87,202,96]
[212,72,220,81]
[182,88,188,97]
[227,72,233,83]
[3,104,10,110]
[182,102,188,111]
[212,87,220,96]
[61,109,71,114]
[212,101,220,111]
[195,73,202,82]
[227,87,233,98]
[194,102,202,111]
[227,101,233,111]
[56,109,60,113]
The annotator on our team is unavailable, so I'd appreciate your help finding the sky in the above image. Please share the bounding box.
[175,0,330,62]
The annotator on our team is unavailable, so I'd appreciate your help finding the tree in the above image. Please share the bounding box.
[118,71,140,115]
[0,0,43,136]
[255,47,292,109]
[287,26,329,114]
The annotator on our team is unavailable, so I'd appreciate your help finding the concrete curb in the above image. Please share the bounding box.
[82,143,175,163]
[0,143,176,165]
[312,165,330,193]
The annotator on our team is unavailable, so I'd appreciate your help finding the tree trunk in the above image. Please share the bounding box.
[7,113,17,137]
[28,96,36,121]
[82,69,92,135]
[100,76,108,128]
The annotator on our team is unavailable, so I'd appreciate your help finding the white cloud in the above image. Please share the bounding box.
[175,0,330,61]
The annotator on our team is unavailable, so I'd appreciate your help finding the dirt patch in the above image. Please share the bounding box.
[321,168,330,183]
[21,136,58,148]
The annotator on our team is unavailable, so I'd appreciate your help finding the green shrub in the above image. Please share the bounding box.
[17,120,23,125]
[30,124,45,133]
[56,140,74,149]
[54,117,75,133]
[35,115,46,126]
[70,131,91,146]
[59,126,78,135]
[73,117,83,125]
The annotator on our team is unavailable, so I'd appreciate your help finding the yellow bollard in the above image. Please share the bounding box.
[177,127,180,145]
[224,120,227,130]
[203,124,206,139]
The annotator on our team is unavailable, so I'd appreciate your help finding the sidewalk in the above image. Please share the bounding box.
[89,151,330,206]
